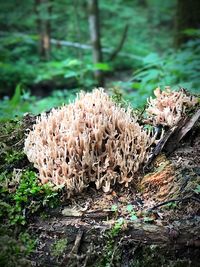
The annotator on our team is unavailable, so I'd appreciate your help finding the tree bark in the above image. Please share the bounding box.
[175,0,200,47]
[87,0,104,86]
[35,0,51,60]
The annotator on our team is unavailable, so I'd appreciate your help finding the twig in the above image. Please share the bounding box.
[144,125,177,170]
[61,229,83,266]
[108,24,129,61]
[110,237,123,266]
[69,229,83,256]
[148,196,200,211]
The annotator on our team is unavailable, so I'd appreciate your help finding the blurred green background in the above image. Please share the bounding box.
[0,0,200,121]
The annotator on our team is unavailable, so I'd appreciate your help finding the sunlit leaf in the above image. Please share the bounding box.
[94,62,112,71]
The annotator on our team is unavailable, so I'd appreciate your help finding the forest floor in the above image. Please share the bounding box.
[0,109,200,267]
[29,110,200,266]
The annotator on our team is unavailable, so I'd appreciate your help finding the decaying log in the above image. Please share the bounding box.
[1,106,200,267]
[29,212,200,266]
[145,108,200,168]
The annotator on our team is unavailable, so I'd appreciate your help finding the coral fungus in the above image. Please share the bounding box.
[24,89,156,197]
[146,87,197,127]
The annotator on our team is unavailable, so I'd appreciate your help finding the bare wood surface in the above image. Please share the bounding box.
[165,108,200,153]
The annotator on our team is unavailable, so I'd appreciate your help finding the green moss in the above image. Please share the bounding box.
[51,238,68,257]
[0,169,60,226]
[4,150,25,164]
[0,120,24,144]
[0,117,63,266]
[0,119,28,172]
[0,227,35,267]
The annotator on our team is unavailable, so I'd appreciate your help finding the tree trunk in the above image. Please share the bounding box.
[87,0,104,86]
[175,0,200,47]
[35,0,51,60]
[73,0,83,60]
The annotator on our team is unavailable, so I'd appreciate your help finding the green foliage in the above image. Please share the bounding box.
[0,170,60,226]
[114,39,200,108]
[34,88,78,112]
[0,229,35,267]
[5,151,25,164]
[0,86,35,121]
[51,238,68,257]
[1,0,199,115]
[34,58,94,86]
[0,86,78,121]
[0,0,177,99]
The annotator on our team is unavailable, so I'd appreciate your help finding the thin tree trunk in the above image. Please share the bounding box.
[87,0,104,86]
[108,24,129,61]
[175,0,200,47]
[35,0,51,60]
[73,0,83,60]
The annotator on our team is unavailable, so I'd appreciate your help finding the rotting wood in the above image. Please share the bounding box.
[29,214,200,247]
[145,108,200,169]
[29,215,200,267]
[61,229,84,266]
[164,108,200,154]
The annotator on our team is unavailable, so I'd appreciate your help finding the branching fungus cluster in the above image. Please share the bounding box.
[24,89,156,196]
[146,87,197,127]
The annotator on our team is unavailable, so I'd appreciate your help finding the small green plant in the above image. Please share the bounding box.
[51,238,68,257]
[109,218,124,238]
[111,87,128,108]
[126,204,138,221]
[0,85,36,122]
[18,232,36,255]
